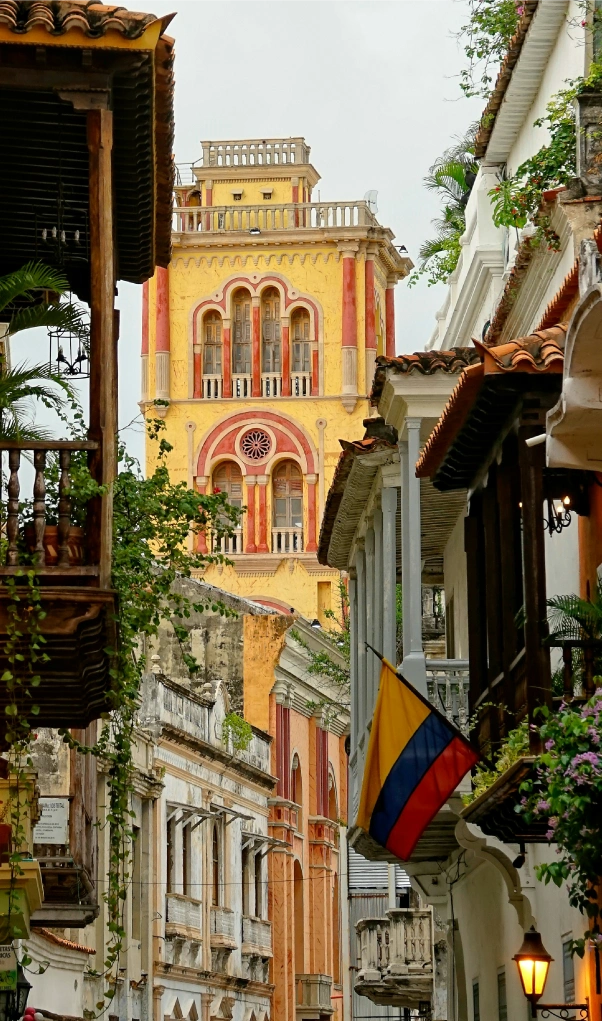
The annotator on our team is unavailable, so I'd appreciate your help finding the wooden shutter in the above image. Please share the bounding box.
[233,298,251,373]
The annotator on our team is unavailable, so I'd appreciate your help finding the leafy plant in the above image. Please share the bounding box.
[409,125,479,287]
[222,712,253,752]
[520,692,602,956]
[546,581,602,691]
[0,362,74,441]
[462,720,530,804]
[0,262,87,342]
[458,0,522,99]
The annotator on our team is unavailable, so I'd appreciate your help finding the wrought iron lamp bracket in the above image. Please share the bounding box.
[536,1004,588,1020]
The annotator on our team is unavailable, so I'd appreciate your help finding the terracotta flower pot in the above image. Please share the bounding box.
[24,525,85,566]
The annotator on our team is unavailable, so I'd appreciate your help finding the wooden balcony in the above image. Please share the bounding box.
[355,909,433,1009]
[0,441,115,732]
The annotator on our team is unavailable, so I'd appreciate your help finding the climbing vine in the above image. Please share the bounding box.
[458,0,522,99]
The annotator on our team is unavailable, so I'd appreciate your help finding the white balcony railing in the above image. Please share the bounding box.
[201,137,311,168]
[213,530,243,555]
[210,905,236,944]
[165,893,202,934]
[356,909,433,1008]
[425,659,469,735]
[261,373,281,397]
[242,916,273,955]
[173,201,378,235]
[291,372,311,397]
[232,374,252,399]
[202,374,223,399]
[272,527,303,555]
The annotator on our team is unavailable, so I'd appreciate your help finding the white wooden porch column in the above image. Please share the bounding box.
[381,485,398,665]
[372,506,384,708]
[356,547,367,748]
[349,573,359,754]
[400,418,426,695]
[365,525,375,718]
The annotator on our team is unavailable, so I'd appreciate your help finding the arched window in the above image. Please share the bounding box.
[261,287,281,373]
[232,289,251,375]
[291,309,310,373]
[272,461,303,529]
[213,462,243,510]
[203,311,222,375]
[291,753,302,807]
[294,859,304,972]
[211,826,221,906]
[254,851,263,918]
[328,770,338,822]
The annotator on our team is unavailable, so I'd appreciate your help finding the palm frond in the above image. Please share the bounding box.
[0,361,74,440]
[0,262,69,313]
[8,301,88,340]
[547,593,602,641]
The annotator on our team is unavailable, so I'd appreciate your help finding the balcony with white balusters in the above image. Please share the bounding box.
[355,909,434,1009]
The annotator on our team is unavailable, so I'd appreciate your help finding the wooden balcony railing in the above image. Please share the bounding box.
[173,200,378,235]
[1,440,99,577]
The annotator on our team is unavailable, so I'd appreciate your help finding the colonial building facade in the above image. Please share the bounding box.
[142,137,410,619]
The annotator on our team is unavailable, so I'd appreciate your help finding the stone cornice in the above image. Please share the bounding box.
[157,725,277,791]
[154,961,274,995]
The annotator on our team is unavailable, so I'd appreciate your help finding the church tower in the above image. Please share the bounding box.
[142,137,410,619]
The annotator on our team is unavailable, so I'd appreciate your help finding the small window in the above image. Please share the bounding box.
[563,939,575,1003]
[262,287,281,373]
[291,310,311,373]
[498,970,507,1021]
[212,825,221,906]
[131,825,141,940]
[232,290,252,375]
[213,462,243,510]
[254,851,263,918]
[473,981,480,1021]
[182,823,192,898]
[203,311,222,375]
[273,462,303,529]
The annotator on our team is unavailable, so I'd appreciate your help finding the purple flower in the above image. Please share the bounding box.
[546,829,555,841]
[572,751,601,769]
[545,738,555,751]
[589,727,601,746]
[536,800,551,813]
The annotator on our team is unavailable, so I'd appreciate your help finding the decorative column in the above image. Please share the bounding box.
[193,324,202,399]
[316,418,327,521]
[141,280,149,402]
[245,476,257,553]
[204,179,212,232]
[400,419,426,694]
[373,505,384,704]
[222,317,232,397]
[339,243,358,412]
[292,175,299,227]
[252,295,261,397]
[305,473,318,553]
[365,525,376,718]
[195,475,208,554]
[381,486,398,664]
[365,245,378,392]
[275,692,292,799]
[257,475,269,553]
[311,332,319,396]
[385,276,396,358]
[155,266,170,401]
[281,315,291,396]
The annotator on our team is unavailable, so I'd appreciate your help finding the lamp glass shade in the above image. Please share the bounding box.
[514,928,553,1003]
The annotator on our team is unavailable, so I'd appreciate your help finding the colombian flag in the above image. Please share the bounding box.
[357,658,479,860]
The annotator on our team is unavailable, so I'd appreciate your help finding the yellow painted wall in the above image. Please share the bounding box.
[242,614,290,732]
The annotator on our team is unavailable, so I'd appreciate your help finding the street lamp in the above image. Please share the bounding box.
[514,927,588,1019]
[0,963,31,1021]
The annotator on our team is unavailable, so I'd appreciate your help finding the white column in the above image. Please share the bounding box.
[400,418,426,695]
[356,547,367,750]
[349,574,358,754]
[373,506,384,707]
[382,486,398,665]
[365,525,375,719]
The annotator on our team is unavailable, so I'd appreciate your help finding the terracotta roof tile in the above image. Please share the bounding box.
[474,1,539,159]
[0,1,168,39]
[416,326,566,479]
[371,348,481,403]
[484,234,538,346]
[536,262,579,332]
[38,928,95,954]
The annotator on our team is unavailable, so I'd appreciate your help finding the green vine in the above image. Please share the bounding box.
[222,713,253,753]
[458,0,522,100]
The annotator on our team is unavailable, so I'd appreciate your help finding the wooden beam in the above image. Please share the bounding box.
[518,427,552,753]
[86,106,115,589]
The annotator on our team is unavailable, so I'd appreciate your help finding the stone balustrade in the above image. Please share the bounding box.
[201,374,222,399]
[291,372,312,397]
[261,372,281,398]
[173,200,377,235]
[165,892,202,936]
[271,527,303,555]
[201,137,310,167]
[242,916,272,956]
[232,374,252,399]
[425,659,470,734]
[214,530,243,556]
[296,974,333,1015]
[210,904,236,944]
[355,909,433,1009]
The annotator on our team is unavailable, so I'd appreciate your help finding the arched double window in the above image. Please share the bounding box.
[291,309,310,373]
[232,289,252,376]
[261,287,281,373]
[272,461,303,553]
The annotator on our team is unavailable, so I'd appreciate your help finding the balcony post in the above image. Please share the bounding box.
[306,474,318,553]
[222,318,232,398]
[281,315,291,396]
[373,505,384,703]
[256,476,269,553]
[365,525,376,716]
[349,571,359,753]
[252,296,261,397]
[382,486,398,665]
[400,420,426,695]
[245,476,257,553]
[365,246,377,391]
[356,545,367,749]
[386,276,396,358]
[86,104,116,588]
[204,179,212,232]
[193,338,202,398]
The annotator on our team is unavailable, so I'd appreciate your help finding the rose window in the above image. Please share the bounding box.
[241,429,271,461]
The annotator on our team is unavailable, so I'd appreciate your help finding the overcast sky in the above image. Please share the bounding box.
[21,1,484,462]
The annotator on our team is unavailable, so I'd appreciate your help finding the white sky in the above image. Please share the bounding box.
[20,0,484,462]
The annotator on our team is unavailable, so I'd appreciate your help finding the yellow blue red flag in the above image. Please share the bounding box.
[357,657,479,860]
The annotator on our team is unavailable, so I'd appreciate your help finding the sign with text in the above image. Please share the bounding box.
[0,945,17,990]
[33,797,69,845]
